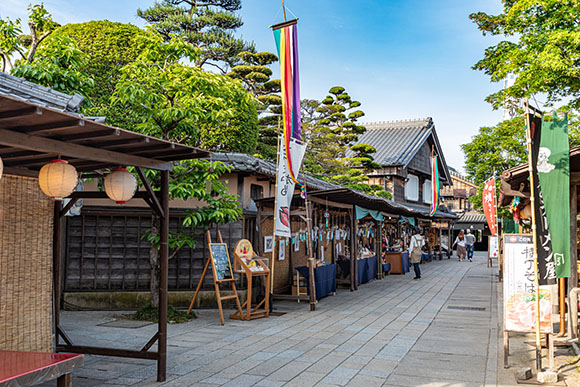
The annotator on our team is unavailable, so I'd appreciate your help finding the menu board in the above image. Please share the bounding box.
[503,234,552,333]
[209,243,233,281]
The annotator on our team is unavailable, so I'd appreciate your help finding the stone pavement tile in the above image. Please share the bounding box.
[254,379,285,387]
[306,353,350,375]
[405,350,487,368]
[346,373,385,387]
[267,360,312,381]
[246,357,293,376]
[335,342,363,354]
[393,362,485,383]
[248,351,277,361]
[340,354,373,370]
[221,374,264,387]
[284,371,327,387]
[354,341,386,357]
[383,373,481,387]
[199,376,232,385]
[320,367,359,386]
[160,371,214,387]
[103,376,143,385]
[358,368,391,379]
[362,358,398,374]
[277,349,306,359]
[168,360,203,376]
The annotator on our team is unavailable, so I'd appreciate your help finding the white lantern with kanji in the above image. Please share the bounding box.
[104,168,137,204]
[38,159,79,200]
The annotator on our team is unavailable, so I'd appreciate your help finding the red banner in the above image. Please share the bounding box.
[483,178,497,235]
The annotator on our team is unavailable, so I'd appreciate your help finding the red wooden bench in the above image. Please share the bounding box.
[0,350,83,387]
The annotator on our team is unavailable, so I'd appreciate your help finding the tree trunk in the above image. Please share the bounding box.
[150,215,161,308]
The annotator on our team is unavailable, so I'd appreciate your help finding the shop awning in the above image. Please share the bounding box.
[355,205,383,221]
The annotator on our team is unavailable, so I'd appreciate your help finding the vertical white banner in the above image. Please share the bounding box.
[274,137,307,238]
[503,234,552,333]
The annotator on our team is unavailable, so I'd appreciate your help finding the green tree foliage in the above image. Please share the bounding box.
[471,0,580,109]
[228,51,281,160]
[112,33,250,306]
[40,21,154,127]
[462,113,580,211]
[301,87,390,198]
[0,4,93,96]
[112,32,257,152]
[138,0,255,72]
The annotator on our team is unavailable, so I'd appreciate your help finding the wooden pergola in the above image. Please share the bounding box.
[0,93,208,382]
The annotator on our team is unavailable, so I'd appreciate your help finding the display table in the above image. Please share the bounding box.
[421,252,430,262]
[383,252,410,274]
[296,264,337,300]
[382,263,391,274]
[357,255,377,284]
[0,350,84,387]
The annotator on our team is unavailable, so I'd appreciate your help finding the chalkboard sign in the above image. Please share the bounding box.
[209,243,233,281]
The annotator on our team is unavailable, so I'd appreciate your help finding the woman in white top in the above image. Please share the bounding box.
[409,227,425,279]
[453,231,467,261]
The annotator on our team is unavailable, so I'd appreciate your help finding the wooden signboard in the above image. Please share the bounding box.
[187,231,243,325]
[502,234,553,368]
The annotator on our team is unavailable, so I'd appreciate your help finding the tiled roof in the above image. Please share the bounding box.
[353,118,433,167]
[0,71,84,112]
[456,212,487,224]
[209,153,341,191]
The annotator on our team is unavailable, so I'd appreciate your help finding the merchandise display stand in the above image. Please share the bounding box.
[230,239,270,320]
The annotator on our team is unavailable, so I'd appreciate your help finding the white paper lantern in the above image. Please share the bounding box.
[0,156,3,181]
[38,159,79,200]
[104,168,137,204]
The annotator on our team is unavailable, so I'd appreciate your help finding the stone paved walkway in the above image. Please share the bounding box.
[45,252,505,386]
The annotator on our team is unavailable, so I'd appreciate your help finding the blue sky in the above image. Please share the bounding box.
[0,0,505,172]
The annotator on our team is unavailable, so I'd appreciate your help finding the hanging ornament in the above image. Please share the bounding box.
[0,156,3,181]
[104,168,138,204]
[38,160,79,200]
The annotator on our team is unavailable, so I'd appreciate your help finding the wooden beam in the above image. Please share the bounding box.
[308,196,353,209]
[136,167,164,218]
[0,128,173,171]
[59,129,116,142]
[18,119,81,134]
[3,166,39,177]
[0,106,37,119]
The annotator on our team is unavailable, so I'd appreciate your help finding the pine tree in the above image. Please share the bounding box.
[137,0,255,73]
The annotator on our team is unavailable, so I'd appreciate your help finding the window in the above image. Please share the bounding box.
[250,184,263,200]
[405,174,419,201]
[423,179,432,204]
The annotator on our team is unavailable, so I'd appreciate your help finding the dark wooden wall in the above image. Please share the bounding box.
[63,207,243,292]
[408,142,431,176]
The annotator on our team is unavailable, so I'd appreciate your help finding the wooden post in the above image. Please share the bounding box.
[354,217,359,291]
[349,208,355,292]
[307,258,316,311]
[557,278,566,337]
[157,170,169,382]
[569,183,578,339]
[377,220,383,279]
[53,201,63,347]
[523,99,543,371]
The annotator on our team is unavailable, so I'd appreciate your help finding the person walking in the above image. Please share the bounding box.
[465,229,475,262]
[453,231,466,262]
[409,227,425,280]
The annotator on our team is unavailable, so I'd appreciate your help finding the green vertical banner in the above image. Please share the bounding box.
[537,114,570,278]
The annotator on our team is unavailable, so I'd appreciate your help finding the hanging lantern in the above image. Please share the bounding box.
[104,168,137,204]
[0,156,3,181]
[38,160,78,200]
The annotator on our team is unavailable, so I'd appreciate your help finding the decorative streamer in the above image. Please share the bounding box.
[273,20,302,183]
[429,156,440,216]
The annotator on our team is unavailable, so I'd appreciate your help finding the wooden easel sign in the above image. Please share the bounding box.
[187,231,243,325]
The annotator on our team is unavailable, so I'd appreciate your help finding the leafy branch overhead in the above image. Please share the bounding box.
[471,0,580,109]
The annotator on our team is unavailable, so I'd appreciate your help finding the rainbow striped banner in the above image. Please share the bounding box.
[430,156,440,216]
[273,20,302,183]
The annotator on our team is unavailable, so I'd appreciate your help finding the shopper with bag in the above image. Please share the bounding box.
[409,227,425,280]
